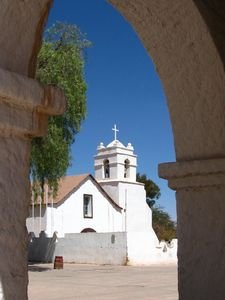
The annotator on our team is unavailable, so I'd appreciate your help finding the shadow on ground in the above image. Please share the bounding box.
[28,263,52,272]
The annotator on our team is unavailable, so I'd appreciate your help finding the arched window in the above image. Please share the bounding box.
[124,159,130,178]
[104,159,110,178]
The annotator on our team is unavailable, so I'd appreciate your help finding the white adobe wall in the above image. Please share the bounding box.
[45,205,63,237]
[117,181,161,265]
[127,232,160,265]
[26,206,47,236]
[98,181,120,205]
[118,182,156,233]
[127,233,177,265]
[100,180,158,230]
[154,239,178,264]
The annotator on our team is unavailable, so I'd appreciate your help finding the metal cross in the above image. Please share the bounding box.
[112,124,119,141]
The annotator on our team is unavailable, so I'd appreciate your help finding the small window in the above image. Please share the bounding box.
[83,194,93,218]
[124,159,130,178]
[103,159,110,178]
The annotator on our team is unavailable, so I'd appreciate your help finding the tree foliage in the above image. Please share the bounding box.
[31,22,91,197]
[136,173,161,207]
[152,206,177,241]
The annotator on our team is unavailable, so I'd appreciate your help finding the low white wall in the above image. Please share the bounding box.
[126,232,177,265]
[154,239,178,264]
[55,232,127,265]
[28,231,177,266]
[28,232,127,265]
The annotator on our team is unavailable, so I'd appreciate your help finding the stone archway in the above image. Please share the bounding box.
[0,1,224,299]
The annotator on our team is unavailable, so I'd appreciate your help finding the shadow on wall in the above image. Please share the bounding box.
[28,231,57,263]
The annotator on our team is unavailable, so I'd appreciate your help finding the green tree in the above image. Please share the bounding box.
[136,173,161,207]
[31,22,91,197]
[152,206,177,241]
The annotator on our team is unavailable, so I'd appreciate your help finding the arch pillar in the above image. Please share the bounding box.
[159,159,225,299]
[0,2,55,297]
[0,68,65,298]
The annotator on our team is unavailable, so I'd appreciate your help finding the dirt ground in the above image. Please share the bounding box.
[28,263,178,300]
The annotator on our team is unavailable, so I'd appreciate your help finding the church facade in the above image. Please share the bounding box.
[27,174,123,237]
[27,126,177,265]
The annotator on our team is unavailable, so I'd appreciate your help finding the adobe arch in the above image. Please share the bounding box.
[0,1,224,299]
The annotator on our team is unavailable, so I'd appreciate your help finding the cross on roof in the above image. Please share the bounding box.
[112,124,119,141]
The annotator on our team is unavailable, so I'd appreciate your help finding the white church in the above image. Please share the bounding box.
[27,125,177,265]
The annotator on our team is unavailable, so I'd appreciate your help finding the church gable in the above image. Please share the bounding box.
[53,174,122,211]
[56,175,123,234]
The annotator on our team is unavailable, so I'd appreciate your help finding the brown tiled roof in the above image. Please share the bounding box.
[53,174,89,204]
[31,174,122,210]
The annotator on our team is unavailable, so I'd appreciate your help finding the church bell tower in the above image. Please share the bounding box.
[94,125,137,183]
[94,125,159,264]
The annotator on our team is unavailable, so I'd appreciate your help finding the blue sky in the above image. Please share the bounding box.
[47,0,177,220]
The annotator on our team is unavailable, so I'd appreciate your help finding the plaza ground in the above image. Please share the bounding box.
[28,263,178,300]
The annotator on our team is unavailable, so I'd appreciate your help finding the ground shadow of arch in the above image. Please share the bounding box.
[28,264,51,272]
